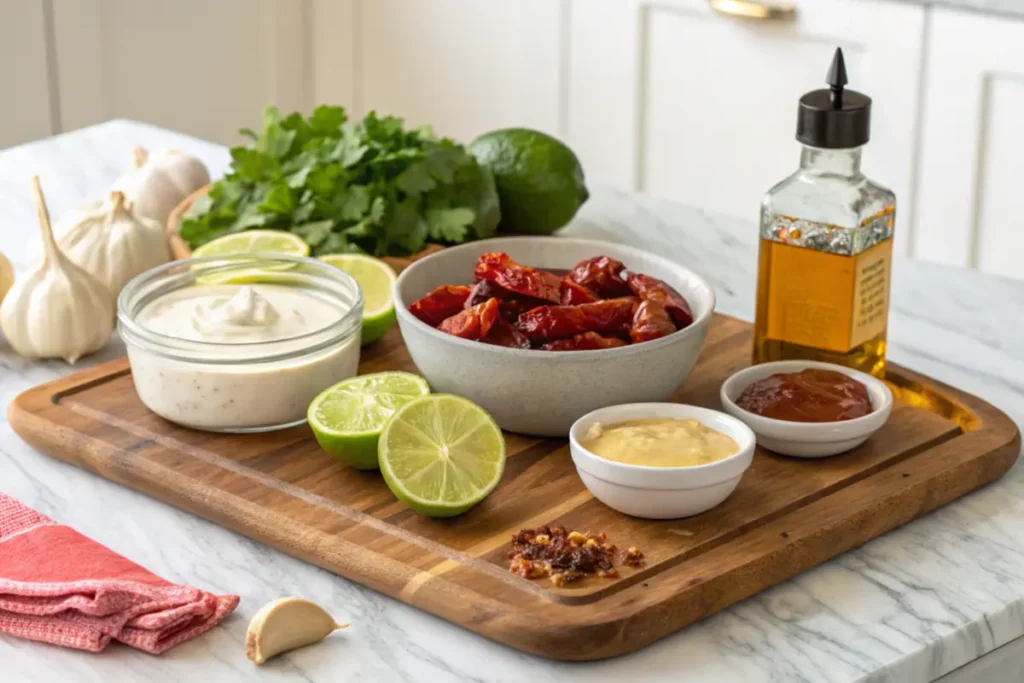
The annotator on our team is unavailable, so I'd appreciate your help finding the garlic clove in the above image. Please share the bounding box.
[245,597,347,665]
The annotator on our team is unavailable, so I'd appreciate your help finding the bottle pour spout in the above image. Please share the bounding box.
[826,47,848,109]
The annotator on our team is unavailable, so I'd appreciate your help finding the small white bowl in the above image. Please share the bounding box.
[568,403,756,519]
[720,360,893,458]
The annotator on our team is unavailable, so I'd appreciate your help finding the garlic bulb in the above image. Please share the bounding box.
[0,252,13,306]
[56,190,169,304]
[1,177,113,364]
[111,147,210,225]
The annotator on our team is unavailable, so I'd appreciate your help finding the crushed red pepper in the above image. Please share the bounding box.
[507,526,645,587]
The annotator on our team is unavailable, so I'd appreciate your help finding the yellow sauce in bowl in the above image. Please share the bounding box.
[581,418,739,468]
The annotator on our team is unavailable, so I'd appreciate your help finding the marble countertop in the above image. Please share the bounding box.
[1,120,1023,682]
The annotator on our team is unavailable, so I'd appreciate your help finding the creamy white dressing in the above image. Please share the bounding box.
[128,282,360,432]
[138,284,341,343]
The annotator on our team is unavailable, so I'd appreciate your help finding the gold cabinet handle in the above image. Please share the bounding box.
[709,0,796,21]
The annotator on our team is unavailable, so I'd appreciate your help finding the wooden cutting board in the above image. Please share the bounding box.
[9,315,1019,661]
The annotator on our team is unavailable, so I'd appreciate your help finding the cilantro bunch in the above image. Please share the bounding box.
[180,105,501,256]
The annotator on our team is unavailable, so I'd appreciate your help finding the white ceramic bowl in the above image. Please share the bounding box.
[568,403,756,519]
[720,360,893,458]
[394,237,716,436]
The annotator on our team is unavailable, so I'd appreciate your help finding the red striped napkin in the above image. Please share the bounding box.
[0,493,239,653]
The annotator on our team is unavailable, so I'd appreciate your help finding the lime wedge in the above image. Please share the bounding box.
[319,254,397,345]
[308,371,430,470]
[192,230,310,258]
[379,394,506,517]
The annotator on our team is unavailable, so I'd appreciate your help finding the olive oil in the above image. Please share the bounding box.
[754,210,894,376]
[753,47,895,378]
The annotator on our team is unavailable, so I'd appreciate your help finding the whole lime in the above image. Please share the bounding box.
[469,128,588,235]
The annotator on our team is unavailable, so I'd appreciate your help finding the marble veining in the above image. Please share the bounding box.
[0,120,1023,682]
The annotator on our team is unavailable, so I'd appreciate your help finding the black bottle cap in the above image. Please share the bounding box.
[796,48,871,149]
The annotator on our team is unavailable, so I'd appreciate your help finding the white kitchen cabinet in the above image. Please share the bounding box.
[915,9,1024,280]
[311,0,563,142]
[49,0,309,146]
[0,0,55,149]
[566,0,925,258]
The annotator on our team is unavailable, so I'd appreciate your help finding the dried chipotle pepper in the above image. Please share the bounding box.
[482,317,531,349]
[626,272,694,328]
[466,279,547,320]
[408,285,472,327]
[559,277,600,305]
[629,300,676,343]
[516,297,636,341]
[407,252,694,351]
[437,298,500,340]
[539,332,628,351]
[473,252,561,304]
[567,256,631,298]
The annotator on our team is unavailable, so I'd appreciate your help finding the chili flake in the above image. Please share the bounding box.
[507,526,642,587]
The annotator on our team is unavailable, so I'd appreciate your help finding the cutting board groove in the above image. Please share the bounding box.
[10,314,1020,660]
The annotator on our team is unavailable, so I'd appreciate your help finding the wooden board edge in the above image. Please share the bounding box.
[8,354,1021,661]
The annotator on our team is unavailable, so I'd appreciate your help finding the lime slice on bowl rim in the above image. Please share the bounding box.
[191,230,310,284]
[192,230,310,258]
[308,371,430,470]
[319,254,397,345]
[379,394,506,518]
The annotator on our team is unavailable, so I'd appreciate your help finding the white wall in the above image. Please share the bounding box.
[1,0,1022,280]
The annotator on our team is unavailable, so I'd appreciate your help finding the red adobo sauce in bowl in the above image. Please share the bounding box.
[735,368,872,423]
[720,360,893,458]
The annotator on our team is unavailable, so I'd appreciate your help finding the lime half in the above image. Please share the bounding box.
[309,372,430,470]
[192,230,310,258]
[319,254,397,345]
[379,394,506,517]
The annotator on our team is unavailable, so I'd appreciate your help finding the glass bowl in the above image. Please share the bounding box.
[117,254,363,433]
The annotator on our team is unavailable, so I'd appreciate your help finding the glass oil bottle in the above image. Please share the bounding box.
[753,48,896,378]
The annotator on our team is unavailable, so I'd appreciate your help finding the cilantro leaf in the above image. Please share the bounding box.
[396,162,435,196]
[292,220,334,247]
[337,185,371,221]
[308,105,346,135]
[259,185,295,215]
[230,147,275,181]
[426,207,474,243]
[181,104,502,257]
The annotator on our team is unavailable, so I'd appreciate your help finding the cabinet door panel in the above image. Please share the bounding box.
[51,0,308,145]
[353,0,562,142]
[915,9,1024,279]
[0,0,54,148]
[567,0,924,257]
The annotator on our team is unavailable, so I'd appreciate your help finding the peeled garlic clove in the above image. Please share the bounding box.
[245,597,347,665]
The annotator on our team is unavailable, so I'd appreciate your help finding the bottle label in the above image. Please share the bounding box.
[850,240,891,348]
[764,238,892,353]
